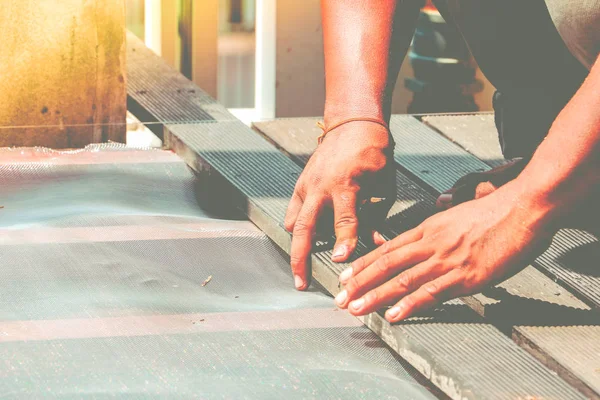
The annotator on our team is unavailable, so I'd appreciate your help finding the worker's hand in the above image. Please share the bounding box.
[334,181,553,321]
[285,121,396,290]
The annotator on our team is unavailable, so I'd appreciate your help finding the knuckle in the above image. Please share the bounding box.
[394,272,413,292]
[458,274,476,292]
[366,289,379,305]
[345,277,359,295]
[293,220,312,236]
[375,255,392,273]
[289,256,305,271]
[400,295,416,311]
[292,181,306,196]
[284,219,294,232]
[380,240,393,254]
[335,214,358,229]
[422,281,441,298]
[308,173,322,186]
[351,258,364,272]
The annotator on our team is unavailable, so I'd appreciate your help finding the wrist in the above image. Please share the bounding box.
[324,100,386,128]
[504,173,569,235]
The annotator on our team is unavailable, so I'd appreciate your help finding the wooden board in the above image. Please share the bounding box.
[422,114,504,167]
[125,40,587,399]
[253,117,600,399]
[0,0,126,148]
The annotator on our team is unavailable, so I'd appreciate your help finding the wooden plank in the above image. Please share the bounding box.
[0,0,126,148]
[422,113,504,167]
[126,31,234,137]
[126,40,586,400]
[253,117,600,399]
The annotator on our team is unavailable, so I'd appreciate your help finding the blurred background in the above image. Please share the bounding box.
[126,0,495,125]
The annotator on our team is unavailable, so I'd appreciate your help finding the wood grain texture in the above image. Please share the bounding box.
[0,0,126,148]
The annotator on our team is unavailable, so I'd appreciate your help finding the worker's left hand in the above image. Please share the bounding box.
[334,183,553,322]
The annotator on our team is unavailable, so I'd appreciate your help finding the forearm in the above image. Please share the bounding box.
[321,0,420,125]
[516,56,600,226]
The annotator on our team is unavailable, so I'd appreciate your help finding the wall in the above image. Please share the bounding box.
[0,0,126,148]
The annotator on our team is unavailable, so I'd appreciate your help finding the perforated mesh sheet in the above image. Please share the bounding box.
[0,145,437,399]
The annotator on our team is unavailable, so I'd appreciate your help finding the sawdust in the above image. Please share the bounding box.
[201,275,212,287]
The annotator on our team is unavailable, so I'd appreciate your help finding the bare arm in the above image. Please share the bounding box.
[323,0,420,125]
[285,0,421,290]
[518,55,600,225]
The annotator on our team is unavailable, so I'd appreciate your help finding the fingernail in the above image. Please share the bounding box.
[294,275,304,290]
[375,232,386,242]
[335,289,347,305]
[339,267,353,283]
[386,306,402,320]
[350,298,365,311]
[332,245,348,259]
[436,194,452,209]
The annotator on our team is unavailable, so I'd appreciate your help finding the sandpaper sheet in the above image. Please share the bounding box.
[0,145,437,399]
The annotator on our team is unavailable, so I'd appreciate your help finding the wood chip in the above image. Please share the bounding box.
[201,275,213,287]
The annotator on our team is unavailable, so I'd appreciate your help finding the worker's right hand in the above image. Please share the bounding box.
[284,121,396,290]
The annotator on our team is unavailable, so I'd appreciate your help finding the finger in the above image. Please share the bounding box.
[345,258,439,315]
[338,227,423,285]
[373,231,387,246]
[331,190,359,262]
[336,241,431,309]
[436,193,453,210]
[285,192,304,232]
[290,197,323,291]
[385,270,464,323]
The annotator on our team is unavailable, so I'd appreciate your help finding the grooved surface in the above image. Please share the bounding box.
[391,115,600,310]
[389,115,490,193]
[515,325,600,399]
[253,118,322,165]
[422,114,505,167]
[168,119,583,399]
[472,266,588,312]
[127,32,235,124]
[537,229,600,307]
